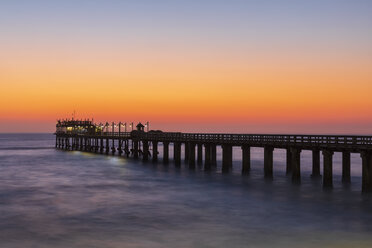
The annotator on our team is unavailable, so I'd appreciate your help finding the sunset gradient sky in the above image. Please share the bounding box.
[1,0,371,133]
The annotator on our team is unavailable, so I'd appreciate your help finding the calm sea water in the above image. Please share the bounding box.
[0,133,372,248]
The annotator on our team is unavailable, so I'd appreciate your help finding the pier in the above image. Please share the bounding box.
[55,119,372,193]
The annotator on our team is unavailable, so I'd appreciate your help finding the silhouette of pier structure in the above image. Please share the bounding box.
[55,119,372,193]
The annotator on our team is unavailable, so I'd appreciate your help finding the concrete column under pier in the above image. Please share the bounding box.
[211,145,217,166]
[188,143,196,169]
[124,141,130,158]
[286,148,292,175]
[242,145,250,175]
[204,144,211,171]
[133,140,139,159]
[105,139,109,155]
[163,142,169,164]
[100,139,104,154]
[184,142,189,162]
[264,146,274,179]
[322,150,334,188]
[222,144,232,173]
[291,148,301,184]
[84,138,88,151]
[311,149,321,178]
[342,151,351,184]
[111,138,115,155]
[361,151,372,193]
[111,140,116,155]
[142,141,149,162]
[197,144,203,165]
[95,138,99,153]
[152,141,158,162]
[174,142,181,167]
[118,139,122,156]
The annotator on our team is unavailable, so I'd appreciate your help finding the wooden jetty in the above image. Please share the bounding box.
[55,119,372,193]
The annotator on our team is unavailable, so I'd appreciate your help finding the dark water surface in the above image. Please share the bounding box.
[0,133,372,247]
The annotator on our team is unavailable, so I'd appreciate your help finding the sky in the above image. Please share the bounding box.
[0,0,371,134]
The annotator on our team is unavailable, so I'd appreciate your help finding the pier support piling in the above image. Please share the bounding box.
[361,151,372,193]
[188,143,196,168]
[291,148,301,184]
[264,146,274,179]
[204,144,211,171]
[286,148,292,175]
[105,139,109,155]
[118,139,122,156]
[184,143,189,162]
[197,144,203,165]
[222,144,233,173]
[152,141,158,162]
[211,145,217,166]
[111,138,115,155]
[311,149,321,178]
[322,150,334,188]
[174,142,181,167]
[242,145,251,175]
[342,151,351,184]
[133,140,139,159]
[163,142,169,164]
[100,139,103,154]
[143,141,149,162]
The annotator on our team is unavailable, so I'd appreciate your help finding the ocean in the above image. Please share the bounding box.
[0,133,371,247]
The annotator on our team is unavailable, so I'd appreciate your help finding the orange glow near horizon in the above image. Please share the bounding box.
[1,1,371,133]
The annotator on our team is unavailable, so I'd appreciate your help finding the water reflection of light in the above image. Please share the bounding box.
[79,152,98,158]
[107,156,127,166]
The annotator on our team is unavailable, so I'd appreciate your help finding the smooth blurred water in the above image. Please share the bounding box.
[0,133,372,248]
